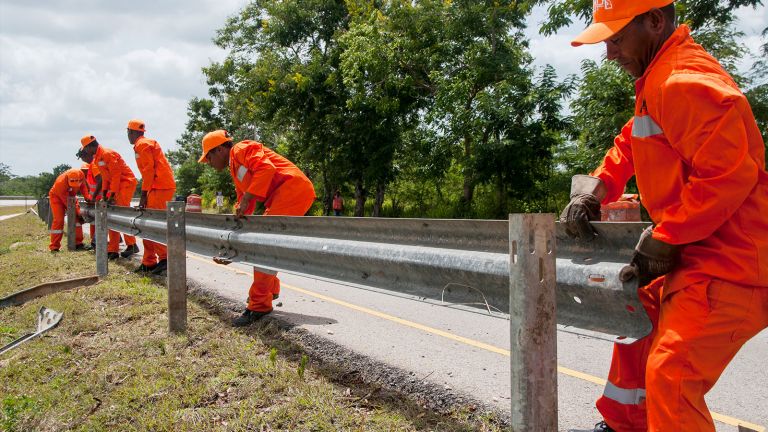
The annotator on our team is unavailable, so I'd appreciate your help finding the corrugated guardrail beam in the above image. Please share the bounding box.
[83,204,651,339]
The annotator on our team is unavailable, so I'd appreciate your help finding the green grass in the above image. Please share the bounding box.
[0,214,503,431]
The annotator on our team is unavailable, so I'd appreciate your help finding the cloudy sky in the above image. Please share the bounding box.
[0,1,765,177]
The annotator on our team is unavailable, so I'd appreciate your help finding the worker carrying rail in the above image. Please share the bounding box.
[47,166,89,252]
[561,1,768,431]
[198,130,316,326]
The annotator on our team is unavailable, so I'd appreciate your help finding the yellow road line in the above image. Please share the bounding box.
[187,254,765,432]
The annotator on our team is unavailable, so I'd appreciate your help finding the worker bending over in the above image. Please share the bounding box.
[561,1,768,431]
[127,119,176,275]
[199,130,316,326]
[48,166,88,252]
[77,135,139,260]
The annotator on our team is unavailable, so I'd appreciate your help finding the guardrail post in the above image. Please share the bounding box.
[167,201,187,333]
[96,201,108,277]
[509,214,557,431]
[66,196,77,251]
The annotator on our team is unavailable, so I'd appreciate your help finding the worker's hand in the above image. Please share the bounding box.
[620,226,680,286]
[137,191,148,210]
[559,175,607,241]
[106,195,116,205]
[236,192,255,219]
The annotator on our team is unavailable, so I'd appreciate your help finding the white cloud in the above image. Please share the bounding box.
[0,0,248,176]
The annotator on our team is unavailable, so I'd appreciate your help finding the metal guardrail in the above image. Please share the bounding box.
[82,204,650,339]
[74,202,655,430]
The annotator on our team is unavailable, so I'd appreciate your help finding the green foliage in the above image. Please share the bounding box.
[298,354,308,379]
[0,164,71,197]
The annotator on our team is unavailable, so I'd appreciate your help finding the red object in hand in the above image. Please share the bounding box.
[601,194,641,221]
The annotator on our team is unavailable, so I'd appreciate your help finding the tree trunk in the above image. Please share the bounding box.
[460,134,474,216]
[372,183,385,217]
[354,179,366,217]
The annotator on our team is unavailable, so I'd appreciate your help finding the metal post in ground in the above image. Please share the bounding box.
[509,213,557,431]
[96,201,108,277]
[66,196,77,251]
[167,201,187,333]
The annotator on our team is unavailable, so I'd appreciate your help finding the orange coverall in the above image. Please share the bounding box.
[85,167,100,244]
[134,136,176,266]
[48,168,87,251]
[91,145,138,253]
[590,25,768,431]
[229,140,316,312]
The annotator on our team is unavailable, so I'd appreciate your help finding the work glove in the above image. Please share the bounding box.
[619,226,680,287]
[559,175,607,241]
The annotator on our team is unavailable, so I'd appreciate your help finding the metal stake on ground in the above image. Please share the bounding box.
[167,201,187,333]
[96,201,108,277]
[67,196,77,251]
[509,214,557,431]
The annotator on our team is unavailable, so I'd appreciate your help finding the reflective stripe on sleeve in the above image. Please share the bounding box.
[632,115,664,138]
[98,161,106,166]
[603,381,646,405]
[237,165,248,182]
[50,230,64,234]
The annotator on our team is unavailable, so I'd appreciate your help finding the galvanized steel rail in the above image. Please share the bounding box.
[81,204,650,339]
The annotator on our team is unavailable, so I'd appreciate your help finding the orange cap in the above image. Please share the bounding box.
[127,119,146,131]
[81,135,97,147]
[571,0,674,47]
[198,130,232,163]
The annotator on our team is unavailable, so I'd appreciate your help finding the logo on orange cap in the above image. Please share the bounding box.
[571,0,674,47]
[198,130,232,163]
[81,135,97,147]
[127,119,146,131]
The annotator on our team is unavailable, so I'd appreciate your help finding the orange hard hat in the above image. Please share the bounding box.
[571,0,674,47]
[127,119,146,131]
[81,135,97,147]
[198,130,232,163]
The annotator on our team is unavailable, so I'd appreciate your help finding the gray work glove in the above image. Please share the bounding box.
[619,226,680,287]
[559,175,607,241]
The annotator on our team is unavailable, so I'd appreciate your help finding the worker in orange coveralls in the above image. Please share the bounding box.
[198,130,316,326]
[77,135,139,260]
[127,119,176,275]
[48,166,88,252]
[560,1,768,431]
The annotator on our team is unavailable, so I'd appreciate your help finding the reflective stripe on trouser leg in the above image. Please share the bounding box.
[49,196,66,251]
[596,277,664,432]
[147,188,175,262]
[247,268,278,312]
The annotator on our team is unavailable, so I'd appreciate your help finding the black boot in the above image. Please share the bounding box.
[134,263,158,274]
[120,244,139,258]
[107,252,120,260]
[75,243,87,251]
[569,421,615,432]
[232,309,271,327]
[150,259,168,275]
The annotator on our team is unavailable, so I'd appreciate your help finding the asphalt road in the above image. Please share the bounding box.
[171,251,767,432]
